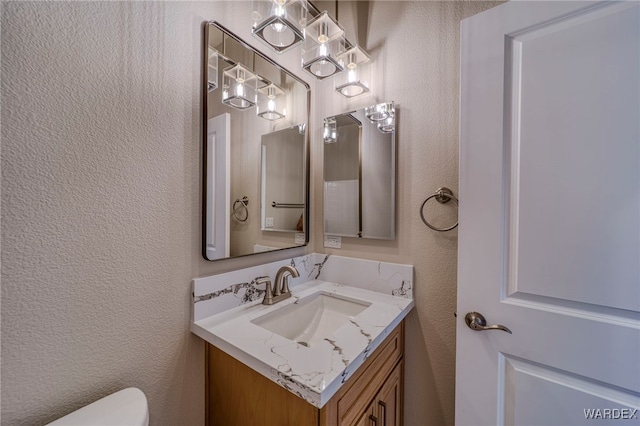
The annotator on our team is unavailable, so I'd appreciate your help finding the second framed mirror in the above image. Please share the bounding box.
[323,102,396,240]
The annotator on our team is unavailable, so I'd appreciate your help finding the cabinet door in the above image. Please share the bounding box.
[322,323,404,426]
[374,361,403,426]
[353,402,377,426]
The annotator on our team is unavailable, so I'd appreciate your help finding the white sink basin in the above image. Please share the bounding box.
[251,292,371,347]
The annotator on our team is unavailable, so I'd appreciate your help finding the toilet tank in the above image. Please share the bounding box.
[47,387,149,426]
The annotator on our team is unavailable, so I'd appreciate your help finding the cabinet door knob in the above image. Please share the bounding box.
[369,414,378,425]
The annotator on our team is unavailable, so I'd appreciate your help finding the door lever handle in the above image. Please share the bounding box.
[465,312,512,334]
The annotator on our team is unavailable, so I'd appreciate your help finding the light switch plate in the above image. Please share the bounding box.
[265,217,274,228]
[324,235,342,249]
[295,233,305,244]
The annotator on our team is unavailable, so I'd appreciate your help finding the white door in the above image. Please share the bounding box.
[205,113,230,260]
[456,1,640,425]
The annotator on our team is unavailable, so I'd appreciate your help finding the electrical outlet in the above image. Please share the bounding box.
[295,233,305,244]
[265,217,274,227]
[324,235,342,249]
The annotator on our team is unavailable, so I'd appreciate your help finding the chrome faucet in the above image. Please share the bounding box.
[261,265,299,305]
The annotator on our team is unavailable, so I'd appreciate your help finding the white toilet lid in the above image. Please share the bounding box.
[47,387,149,426]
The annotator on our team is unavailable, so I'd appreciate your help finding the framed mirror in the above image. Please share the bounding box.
[323,102,396,240]
[203,22,310,261]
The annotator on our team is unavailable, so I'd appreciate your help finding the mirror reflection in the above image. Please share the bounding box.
[203,22,309,261]
[261,126,306,233]
[323,102,396,240]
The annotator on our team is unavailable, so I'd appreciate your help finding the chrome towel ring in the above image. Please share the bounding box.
[232,196,249,222]
[419,187,458,232]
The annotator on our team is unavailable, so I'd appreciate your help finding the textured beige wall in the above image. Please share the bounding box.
[0,1,310,424]
[1,1,499,425]
[312,2,501,425]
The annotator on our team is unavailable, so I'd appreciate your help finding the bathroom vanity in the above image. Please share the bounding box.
[205,321,403,425]
[191,254,414,426]
[196,15,409,426]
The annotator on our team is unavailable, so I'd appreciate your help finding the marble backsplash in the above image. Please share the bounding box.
[192,253,413,322]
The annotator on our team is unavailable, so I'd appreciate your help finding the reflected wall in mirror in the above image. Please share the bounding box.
[203,22,310,261]
[323,102,396,240]
[261,126,306,232]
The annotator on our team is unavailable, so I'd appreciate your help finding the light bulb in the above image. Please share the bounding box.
[268,99,276,111]
[347,68,357,83]
[318,43,328,58]
[235,83,245,97]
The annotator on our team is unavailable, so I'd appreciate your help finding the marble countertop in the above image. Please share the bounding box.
[191,279,414,408]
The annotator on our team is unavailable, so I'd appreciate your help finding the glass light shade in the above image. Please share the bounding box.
[222,64,257,110]
[301,11,345,79]
[252,0,307,52]
[378,115,395,133]
[207,47,219,92]
[365,102,394,122]
[323,117,337,143]
[257,83,287,121]
[334,45,370,98]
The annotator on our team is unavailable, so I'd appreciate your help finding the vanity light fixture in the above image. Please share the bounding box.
[301,11,345,79]
[207,47,219,92]
[334,45,370,98]
[377,115,395,133]
[365,101,394,122]
[257,83,287,120]
[323,117,338,143]
[252,0,308,52]
[364,102,395,133]
[222,64,257,110]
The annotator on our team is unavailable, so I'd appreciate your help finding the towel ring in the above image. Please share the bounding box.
[420,187,458,232]
[232,196,249,222]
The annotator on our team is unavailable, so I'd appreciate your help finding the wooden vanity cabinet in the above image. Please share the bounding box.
[353,361,402,426]
[206,321,404,426]
[369,361,403,426]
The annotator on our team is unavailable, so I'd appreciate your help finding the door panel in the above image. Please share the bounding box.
[206,113,231,260]
[506,4,639,310]
[457,2,640,425]
[501,355,639,426]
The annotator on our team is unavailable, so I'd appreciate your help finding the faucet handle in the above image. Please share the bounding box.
[255,276,273,305]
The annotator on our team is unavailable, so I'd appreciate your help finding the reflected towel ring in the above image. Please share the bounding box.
[232,196,249,222]
[420,187,458,232]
